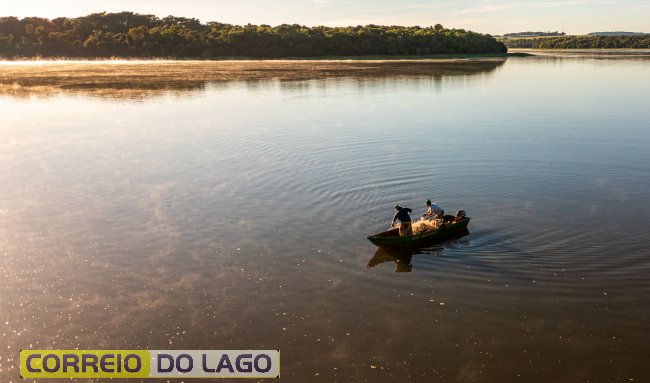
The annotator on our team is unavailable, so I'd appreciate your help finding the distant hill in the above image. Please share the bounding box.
[502,31,565,38]
[588,32,649,36]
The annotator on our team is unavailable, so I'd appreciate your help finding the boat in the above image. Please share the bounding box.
[367,217,470,248]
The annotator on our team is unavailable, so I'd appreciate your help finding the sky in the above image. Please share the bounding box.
[2,0,649,35]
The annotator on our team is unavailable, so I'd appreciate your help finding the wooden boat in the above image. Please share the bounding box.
[367,217,470,248]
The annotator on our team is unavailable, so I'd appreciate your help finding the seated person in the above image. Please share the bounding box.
[453,210,467,222]
[421,199,444,221]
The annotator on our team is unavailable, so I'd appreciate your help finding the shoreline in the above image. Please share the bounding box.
[0,53,531,63]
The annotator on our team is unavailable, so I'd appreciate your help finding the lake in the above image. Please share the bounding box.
[1,52,649,382]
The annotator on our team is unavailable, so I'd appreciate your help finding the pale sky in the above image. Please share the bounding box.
[3,0,649,35]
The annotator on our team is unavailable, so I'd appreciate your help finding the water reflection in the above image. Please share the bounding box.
[513,49,650,61]
[368,247,421,272]
[0,59,505,99]
[368,229,470,272]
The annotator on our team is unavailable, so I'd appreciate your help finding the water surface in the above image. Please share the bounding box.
[1,54,649,382]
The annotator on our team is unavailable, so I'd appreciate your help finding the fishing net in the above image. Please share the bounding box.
[411,219,440,235]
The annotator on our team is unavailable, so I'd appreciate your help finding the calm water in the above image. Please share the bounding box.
[1,53,650,382]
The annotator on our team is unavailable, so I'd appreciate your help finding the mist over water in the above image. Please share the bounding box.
[1,53,649,382]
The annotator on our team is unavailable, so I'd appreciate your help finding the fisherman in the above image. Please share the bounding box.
[421,199,444,221]
[391,205,413,237]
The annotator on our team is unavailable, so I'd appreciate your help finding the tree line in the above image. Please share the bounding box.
[503,35,650,49]
[0,12,507,58]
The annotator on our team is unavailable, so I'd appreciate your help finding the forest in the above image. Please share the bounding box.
[503,35,650,49]
[0,12,508,58]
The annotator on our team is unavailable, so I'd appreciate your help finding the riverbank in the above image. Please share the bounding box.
[0,52,530,61]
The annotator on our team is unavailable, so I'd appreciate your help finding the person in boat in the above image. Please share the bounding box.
[391,205,413,237]
[421,199,444,221]
[452,210,467,222]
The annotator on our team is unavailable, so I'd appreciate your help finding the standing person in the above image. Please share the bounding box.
[421,199,444,221]
[392,205,413,237]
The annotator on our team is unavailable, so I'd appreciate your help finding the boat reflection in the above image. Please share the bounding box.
[367,246,439,272]
[367,230,470,272]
